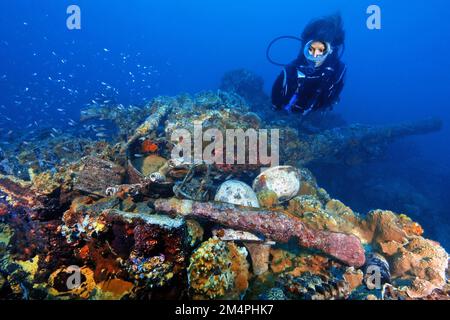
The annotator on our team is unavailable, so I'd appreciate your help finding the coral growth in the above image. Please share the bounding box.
[0,89,447,301]
[188,238,250,300]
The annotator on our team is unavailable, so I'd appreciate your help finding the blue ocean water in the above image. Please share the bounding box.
[0,1,449,248]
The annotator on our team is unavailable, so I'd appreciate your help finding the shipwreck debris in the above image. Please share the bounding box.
[0,84,448,300]
[73,156,125,197]
[173,163,215,202]
[154,198,366,267]
[290,118,443,166]
[122,97,176,152]
[253,166,301,203]
[215,180,260,208]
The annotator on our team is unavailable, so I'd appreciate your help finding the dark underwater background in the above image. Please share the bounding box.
[0,0,449,249]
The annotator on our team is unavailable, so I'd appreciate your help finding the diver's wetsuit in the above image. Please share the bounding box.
[271,54,346,114]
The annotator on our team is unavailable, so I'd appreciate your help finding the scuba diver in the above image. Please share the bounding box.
[270,14,347,116]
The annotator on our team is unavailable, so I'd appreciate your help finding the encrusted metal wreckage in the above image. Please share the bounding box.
[0,70,448,300]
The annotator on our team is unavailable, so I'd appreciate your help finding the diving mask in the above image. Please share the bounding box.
[303,40,333,67]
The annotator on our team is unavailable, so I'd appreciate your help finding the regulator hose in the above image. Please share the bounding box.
[266,35,346,66]
[266,35,303,67]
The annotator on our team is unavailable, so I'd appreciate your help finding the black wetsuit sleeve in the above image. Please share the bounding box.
[320,62,347,110]
[271,71,286,110]
[271,64,298,110]
[328,64,347,106]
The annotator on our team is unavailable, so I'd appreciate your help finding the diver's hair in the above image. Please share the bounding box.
[301,13,345,47]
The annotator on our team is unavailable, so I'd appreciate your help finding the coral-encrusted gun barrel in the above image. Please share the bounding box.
[296,117,443,165]
[154,198,366,267]
[121,99,174,153]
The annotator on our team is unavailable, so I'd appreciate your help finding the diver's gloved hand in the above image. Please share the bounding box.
[284,104,294,114]
[283,92,299,114]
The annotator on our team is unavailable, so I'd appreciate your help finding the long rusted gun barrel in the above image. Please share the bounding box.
[121,99,175,153]
[154,198,366,267]
[296,117,443,165]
